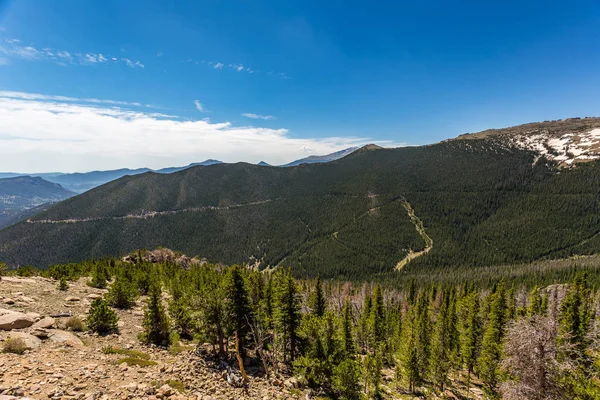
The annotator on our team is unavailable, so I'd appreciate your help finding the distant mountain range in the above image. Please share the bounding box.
[281,147,359,167]
[0,148,358,193]
[4,118,600,278]
[0,176,75,229]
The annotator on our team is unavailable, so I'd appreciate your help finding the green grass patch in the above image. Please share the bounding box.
[102,345,150,359]
[117,357,157,367]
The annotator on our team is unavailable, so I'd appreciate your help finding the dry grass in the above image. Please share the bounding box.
[3,337,27,354]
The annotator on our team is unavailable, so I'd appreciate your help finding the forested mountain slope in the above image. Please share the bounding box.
[2,120,600,278]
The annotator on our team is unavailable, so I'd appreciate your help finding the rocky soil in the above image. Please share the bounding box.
[0,277,304,400]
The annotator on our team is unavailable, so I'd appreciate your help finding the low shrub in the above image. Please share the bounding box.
[3,337,27,354]
[117,357,157,367]
[65,316,84,332]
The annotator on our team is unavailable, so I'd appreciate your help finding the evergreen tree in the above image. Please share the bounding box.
[368,284,385,349]
[107,274,137,309]
[558,272,591,361]
[398,300,420,392]
[460,291,481,384]
[57,276,69,291]
[223,265,253,357]
[88,263,108,289]
[332,358,363,400]
[274,270,301,362]
[86,298,118,334]
[527,286,543,317]
[262,273,274,330]
[140,282,170,346]
[364,350,383,399]
[477,281,507,399]
[430,290,451,392]
[415,292,431,380]
[195,269,226,354]
[341,299,356,357]
[309,275,326,317]
[168,279,193,339]
[359,292,372,353]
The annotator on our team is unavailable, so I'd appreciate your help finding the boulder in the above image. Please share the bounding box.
[0,312,34,330]
[31,316,55,329]
[87,293,102,300]
[24,312,41,321]
[1,331,42,349]
[29,328,50,339]
[65,296,81,302]
[47,329,84,347]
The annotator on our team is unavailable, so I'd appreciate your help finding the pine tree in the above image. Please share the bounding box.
[398,299,420,392]
[341,299,356,357]
[168,279,193,339]
[364,350,383,398]
[223,265,252,357]
[558,272,591,361]
[430,290,451,392]
[415,292,431,381]
[57,276,69,291]
[86,298,118,334]
[107,274,137,309]
[332,358,362,400]
[477,281,507,399]
[527,286,543,317]
[460,291,481,384]
[141,282,170,346]
[274,270,301,362]
[359,293,372,353]
[88,263,108,289]
[368,284,385,349]
[309,275,326,317]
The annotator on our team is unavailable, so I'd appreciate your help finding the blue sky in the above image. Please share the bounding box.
[1,0,600,172]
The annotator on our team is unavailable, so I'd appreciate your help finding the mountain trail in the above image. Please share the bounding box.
[395,201,433,271]
[27,199,276,224]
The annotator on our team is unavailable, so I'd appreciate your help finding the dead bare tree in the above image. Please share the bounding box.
[246,315,274,376]
[500,316,562,400]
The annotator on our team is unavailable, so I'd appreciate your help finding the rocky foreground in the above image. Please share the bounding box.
[0,277,304,400]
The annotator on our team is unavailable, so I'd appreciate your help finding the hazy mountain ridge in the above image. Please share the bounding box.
[0,148,358,193]
[0,176,76,229]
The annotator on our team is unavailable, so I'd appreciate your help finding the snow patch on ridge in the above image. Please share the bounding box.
[511,128,600,167]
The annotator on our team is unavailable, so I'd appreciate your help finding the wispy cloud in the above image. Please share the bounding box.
[0,91,147,108]
[0,91,400,172]
[194,100,205,113]
[122,58,144,69]
[197,59,287,79]
[242,113,275,120]
[0,38,145,69]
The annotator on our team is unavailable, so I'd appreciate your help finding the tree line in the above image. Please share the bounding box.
[3,257,600,399]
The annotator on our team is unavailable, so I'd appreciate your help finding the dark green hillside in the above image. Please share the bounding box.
[2,139,600,279]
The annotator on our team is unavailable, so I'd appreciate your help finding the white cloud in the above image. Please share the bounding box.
[0,57,9,66]
[0,91,145,108]
[0,39,144,68]
[242,113,275,120]
[213,62,224,69]
[194,100,204,113]
[0,92,400,172]
[122,58,144,68]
